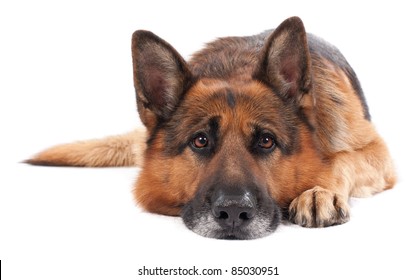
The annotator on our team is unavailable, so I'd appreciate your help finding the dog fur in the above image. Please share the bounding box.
[27,17,396,239]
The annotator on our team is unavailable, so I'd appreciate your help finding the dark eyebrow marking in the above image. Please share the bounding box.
[208,116,220,143]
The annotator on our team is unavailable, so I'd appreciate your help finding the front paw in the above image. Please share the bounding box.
[289,186,350,227]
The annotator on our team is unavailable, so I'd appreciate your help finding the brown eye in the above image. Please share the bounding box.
[193,134,209,149]
[258,134,275,149]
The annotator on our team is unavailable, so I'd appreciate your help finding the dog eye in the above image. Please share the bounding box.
[258,134,275,149]
[192,134,209,149]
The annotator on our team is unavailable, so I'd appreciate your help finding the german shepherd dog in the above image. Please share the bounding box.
[27,17,396,239]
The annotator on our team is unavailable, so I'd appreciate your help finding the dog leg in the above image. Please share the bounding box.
[289,137,396,228]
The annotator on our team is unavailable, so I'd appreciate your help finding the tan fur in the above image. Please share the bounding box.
[27,129,146,167]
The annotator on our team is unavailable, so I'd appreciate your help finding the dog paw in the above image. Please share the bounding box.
[288,186,350,227]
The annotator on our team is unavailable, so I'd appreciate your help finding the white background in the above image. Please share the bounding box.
[1,0,414,279]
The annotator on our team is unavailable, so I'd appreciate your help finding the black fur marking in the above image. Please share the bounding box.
[226,90,236,109]
[146,121,166,149]
[282,207,291,220]
[312,190,317,227]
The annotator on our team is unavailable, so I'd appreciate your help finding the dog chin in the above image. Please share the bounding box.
[181,204,281,240]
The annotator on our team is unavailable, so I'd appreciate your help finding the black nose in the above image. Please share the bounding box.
[212,190,256,229]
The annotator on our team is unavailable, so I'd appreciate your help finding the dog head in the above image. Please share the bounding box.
[131,17,317,239]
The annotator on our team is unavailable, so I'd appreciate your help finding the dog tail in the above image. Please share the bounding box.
[25,129,147,167]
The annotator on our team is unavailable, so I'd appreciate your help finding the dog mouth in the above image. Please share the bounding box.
[220,230,252,240]
[181,190,281,240]
[217,223,271,240]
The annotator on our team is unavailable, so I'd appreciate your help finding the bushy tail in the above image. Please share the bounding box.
[25,129,147,167]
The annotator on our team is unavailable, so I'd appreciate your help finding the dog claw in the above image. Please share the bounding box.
[338,207,348,220]
[301,216,308,227]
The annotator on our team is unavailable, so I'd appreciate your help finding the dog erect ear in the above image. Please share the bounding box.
[254,17,312,101]
[131,31,193,128]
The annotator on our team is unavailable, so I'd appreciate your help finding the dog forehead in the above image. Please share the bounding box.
[182,79,284,121]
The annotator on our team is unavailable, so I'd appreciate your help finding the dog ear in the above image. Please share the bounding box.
[131,31,193,129]
[254,17,312,101]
